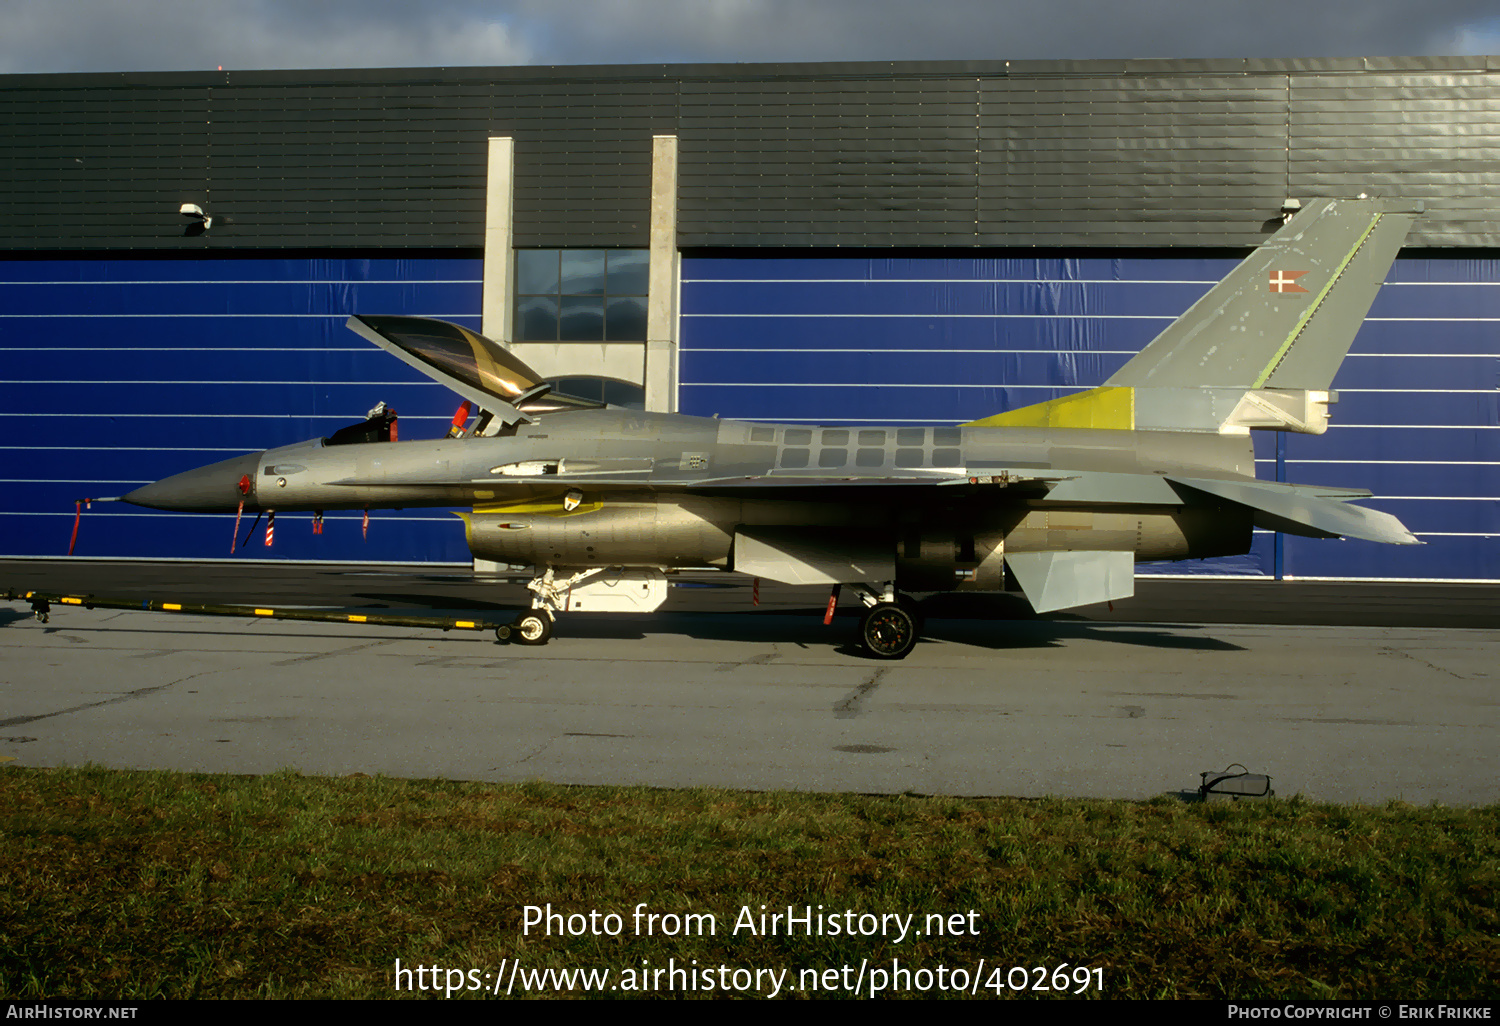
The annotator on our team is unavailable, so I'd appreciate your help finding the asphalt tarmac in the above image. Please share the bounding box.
[2,559,1497,804]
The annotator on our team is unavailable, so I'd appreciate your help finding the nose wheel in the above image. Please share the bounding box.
[859,602,918,660]
[496,611,553,646]
[513,611,553,645]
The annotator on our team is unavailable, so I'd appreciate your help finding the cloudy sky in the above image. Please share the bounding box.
[2,0,1498,74]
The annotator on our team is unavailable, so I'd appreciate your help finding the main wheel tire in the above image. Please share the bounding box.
[897,594,925,635]
[859,602,918,660]
[512,611,553,646]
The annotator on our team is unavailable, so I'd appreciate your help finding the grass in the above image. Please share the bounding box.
[0,765,1496,999]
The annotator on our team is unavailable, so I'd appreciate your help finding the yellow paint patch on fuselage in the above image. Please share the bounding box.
[963,385,1135,430]
[471,495,603,518]
[454,495,602,550]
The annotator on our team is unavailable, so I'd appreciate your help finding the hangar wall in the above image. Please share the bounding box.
[0,256,485,563]
[6,57,1500,251]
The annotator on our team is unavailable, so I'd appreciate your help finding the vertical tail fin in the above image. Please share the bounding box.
[968,197,1419,434]
[1106,197,1418,391]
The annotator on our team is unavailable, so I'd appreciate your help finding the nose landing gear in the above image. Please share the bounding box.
[511,610,553,645]
[494,610,554,645]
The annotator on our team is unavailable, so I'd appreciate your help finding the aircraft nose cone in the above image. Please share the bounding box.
[122,451,263,512]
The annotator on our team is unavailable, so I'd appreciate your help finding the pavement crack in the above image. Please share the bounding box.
[0,670,214,728]
[715,652,778,672]
[512,736,557,766]
[271,639,395,667]
[1380,646,1465,679]
[834,667,890,719]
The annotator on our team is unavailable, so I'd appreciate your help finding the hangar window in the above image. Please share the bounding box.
[516,249,649,342]
[550,376,645,410]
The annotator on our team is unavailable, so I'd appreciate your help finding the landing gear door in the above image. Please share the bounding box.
[1004,550,1134,614]
[733,528,895,586]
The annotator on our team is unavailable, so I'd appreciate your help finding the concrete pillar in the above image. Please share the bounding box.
[645,134,679,413]
[482,136,515,343]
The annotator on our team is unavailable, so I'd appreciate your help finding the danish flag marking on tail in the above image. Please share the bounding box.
[1269,270,1309,293]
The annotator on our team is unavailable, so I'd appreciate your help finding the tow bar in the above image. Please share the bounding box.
[5,588,521,641]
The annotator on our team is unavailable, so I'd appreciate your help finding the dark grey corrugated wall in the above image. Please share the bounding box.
[2,57,1498,251]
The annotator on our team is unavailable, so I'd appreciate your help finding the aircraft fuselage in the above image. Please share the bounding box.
[123,408,1257,586]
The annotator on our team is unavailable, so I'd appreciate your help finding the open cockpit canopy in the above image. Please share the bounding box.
[345,315,601,423]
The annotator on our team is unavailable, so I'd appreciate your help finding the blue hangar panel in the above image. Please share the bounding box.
[1,256,483,563]
[678,254,1500,582]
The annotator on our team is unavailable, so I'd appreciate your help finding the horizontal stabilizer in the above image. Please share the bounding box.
[1168,476,1420,545]
[1004,550,1134,614]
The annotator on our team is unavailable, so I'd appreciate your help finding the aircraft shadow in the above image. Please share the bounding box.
[918,618,1245,654]
[547,611,1246,656]
[3,589,1244,656]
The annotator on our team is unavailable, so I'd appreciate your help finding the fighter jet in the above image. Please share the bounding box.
[123,197,1421,658]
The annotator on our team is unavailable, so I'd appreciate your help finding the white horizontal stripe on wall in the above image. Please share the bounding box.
[681,277,1500,286]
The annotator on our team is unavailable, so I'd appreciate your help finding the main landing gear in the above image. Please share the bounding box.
[849,583,923,660]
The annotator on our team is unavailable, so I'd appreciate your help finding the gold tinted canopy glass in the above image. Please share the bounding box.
[356,316,543,401]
